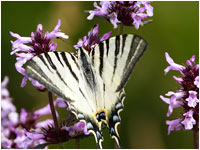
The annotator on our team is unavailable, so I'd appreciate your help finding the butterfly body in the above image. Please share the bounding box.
[25,34,147,148]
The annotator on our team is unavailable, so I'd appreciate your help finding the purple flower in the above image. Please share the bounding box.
[19,102,56,131]
[87,1,153,29]
[166,119,182,135]
[56,97,71,112]
[160,53,199,134]
[74,24,111,51]
[56,97,68,108]
[186,91,198,108]
[160,91,184,117]
[1,76,18,127]
[181,110,196,130]
[164,52,185,75]
[63,122,89,137]
[1,76,58,148]
[194,76,199,88]
[27,121,89,145]
[24,98,89,145]
[10,19,68,88]
[1,76,10,97]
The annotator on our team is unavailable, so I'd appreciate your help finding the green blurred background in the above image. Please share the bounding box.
[1,1,199,149]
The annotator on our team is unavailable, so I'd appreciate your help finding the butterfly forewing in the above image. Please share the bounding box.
[25,52,95,117]
[90,34,147,92]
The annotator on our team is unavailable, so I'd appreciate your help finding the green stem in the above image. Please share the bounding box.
[193,126,199,149]
[119,24,124,35]
[48,92,63,148]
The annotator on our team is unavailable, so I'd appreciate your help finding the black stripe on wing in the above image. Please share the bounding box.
[43,53,73,92]
[38,55,53,73]
[44,53,57,70]
[116,35,147,91]
[99,42,104,77]
[25,58,73,102]
[127,35,140,63]
[90,34,147,92]
[54,51,64,67]
[111,35,120,83]
[91,48,95,65]
[79,48,97,92]
[60,52,79,82]
[105,38,110,56]
[121,34,127,57]
[69,53,80,69]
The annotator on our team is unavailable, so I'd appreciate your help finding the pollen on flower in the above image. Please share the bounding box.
[160,53,199,134]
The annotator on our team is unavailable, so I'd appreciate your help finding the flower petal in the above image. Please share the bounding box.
[194,76,199,88]
[164,52,185,75]
[181,110,196,130]
[166,119,182,135]
[186,91,199,108]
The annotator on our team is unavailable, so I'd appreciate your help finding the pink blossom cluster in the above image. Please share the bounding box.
[87,1,153,29]
[160,53,199,134]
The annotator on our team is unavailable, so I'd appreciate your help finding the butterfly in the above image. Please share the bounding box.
[25,34,147,148]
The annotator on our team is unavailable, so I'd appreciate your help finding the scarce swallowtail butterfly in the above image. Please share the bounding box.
[25,34,147,148]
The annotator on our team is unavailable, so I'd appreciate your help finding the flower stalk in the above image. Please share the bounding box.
[193,126,199,149]
[48,92,63,148]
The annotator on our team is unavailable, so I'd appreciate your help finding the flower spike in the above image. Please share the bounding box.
[161,53,199,134]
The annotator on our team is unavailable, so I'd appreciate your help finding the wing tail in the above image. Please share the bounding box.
[108,91,125,149]
[108,105,123,149]
[86,120,104,149]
